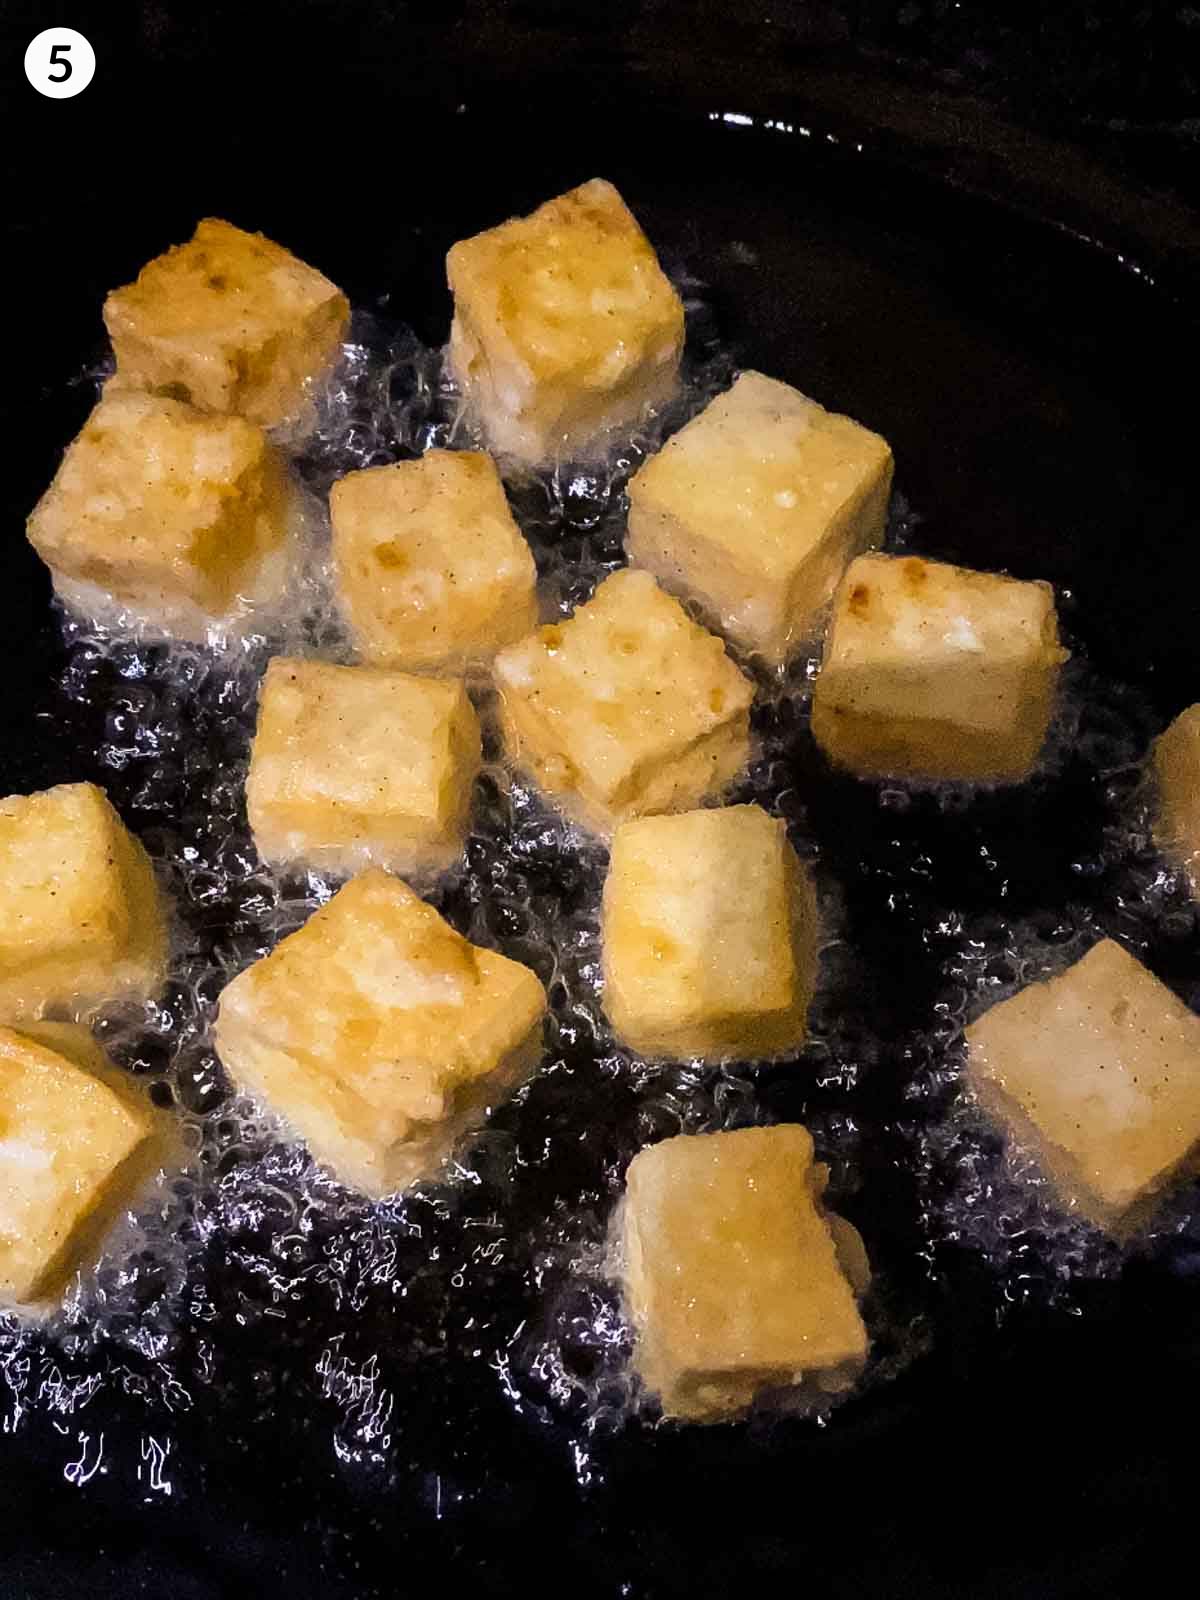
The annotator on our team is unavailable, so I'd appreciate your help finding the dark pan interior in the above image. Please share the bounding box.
[3,78,1200,1600]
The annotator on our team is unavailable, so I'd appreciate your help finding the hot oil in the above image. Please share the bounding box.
[3,291,1198,1516]
[906,674,1200,1313]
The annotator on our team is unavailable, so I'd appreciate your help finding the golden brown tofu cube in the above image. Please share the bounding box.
[331,450,539,673]
[26,391,293,641]
[104,217,350,430]
[627,372,894,666]
[0,783,167,1022]
[246,657,483,880]
[622,1125,870,1421]
[811,553,1068,782]
[493,569,753,837]
[447,179,685,465]
[1153,703,1200,899]
[966,939,1200,1231]
[602,805,817,1061]
[0,1024,165,1307]
[215,869,547,1196]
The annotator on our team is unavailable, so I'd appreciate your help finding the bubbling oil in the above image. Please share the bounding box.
[904,669,1200,1316]
[3,292,1197,1518]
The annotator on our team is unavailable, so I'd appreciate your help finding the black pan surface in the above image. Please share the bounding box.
[2,47,1200,1600]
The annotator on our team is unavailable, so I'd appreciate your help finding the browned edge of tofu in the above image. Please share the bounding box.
[5,1025,179,1309]
[810,557,1068,784]
[613,1133,872,1423]
[965,1053,1200,1238]
[102,218,351,431]
[601,841,820,1064]
[810,694,1060,784]
[380,1020,546,1196]
[445,180,685,467]
[1152,704,1200,900]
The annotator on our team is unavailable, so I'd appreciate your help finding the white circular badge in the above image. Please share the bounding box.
[24,28,95,99]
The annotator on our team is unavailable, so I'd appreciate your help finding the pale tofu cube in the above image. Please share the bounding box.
[493,569,753,836]
[26,391,293,641]
[627,372,894,666]
[0,1024,165,1306]
[811,553,1067,782]
[246,658,482,879]
[0,783,168,1022]
[104,218,350,430]
[1153,703,1200,899]
[622,1125,870,1421]
[602,804,818,1061]
[215,868,547,1195]
[447,179,685,465]
[331,450,539,673]
[966,939,1200,1231]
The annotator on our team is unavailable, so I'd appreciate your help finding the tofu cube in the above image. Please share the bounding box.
[627,372,894,666]
[0,783,167,1022]
[966,939,1200,1231]
[215,869,547,1196]
[104,217,350,430]
[493,568,753,836]
[1153,703,1200,899]
[447,179,685,465]
[331,450,539,673]
[246,658,482,879]
[622,1125,870,1421]
[27,391,293,640]
[811,553,1067,782]
[0,1023,165,1306]
[602,804,818,1061]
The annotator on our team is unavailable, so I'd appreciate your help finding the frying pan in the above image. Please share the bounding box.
[3,11,1200,1597]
